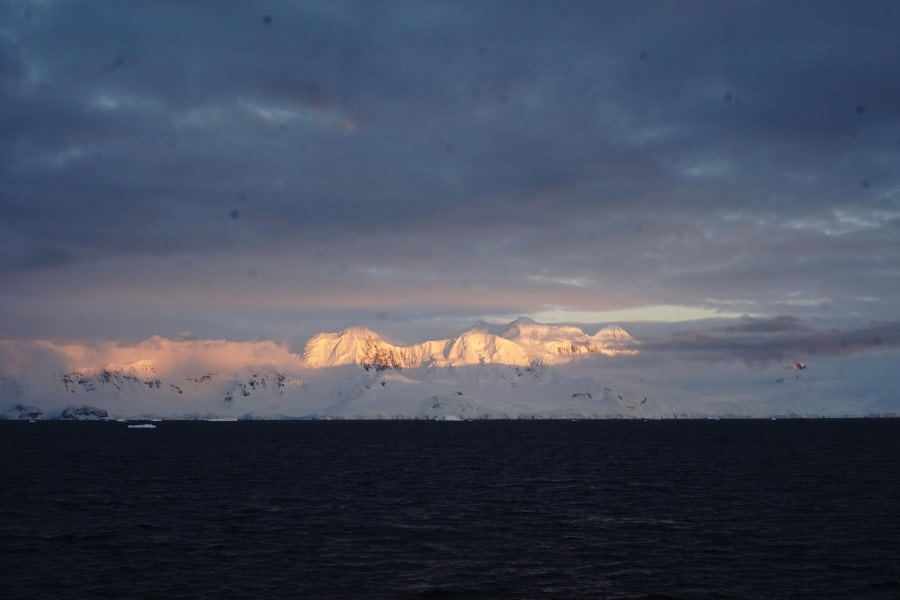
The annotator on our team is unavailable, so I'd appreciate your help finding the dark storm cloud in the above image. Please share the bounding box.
[636,319,900,365]
[716,316,808,334]
[1,0,899,340]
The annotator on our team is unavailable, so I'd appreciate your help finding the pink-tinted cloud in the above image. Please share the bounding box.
[0,337,302,378]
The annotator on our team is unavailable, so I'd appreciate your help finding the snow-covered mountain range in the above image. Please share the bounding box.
[301,317,636,370]
[2,319,898,420]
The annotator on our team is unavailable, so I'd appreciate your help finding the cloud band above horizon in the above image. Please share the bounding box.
[1,1,898,344]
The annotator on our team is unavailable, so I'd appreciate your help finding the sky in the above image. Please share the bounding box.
[2,0,899,365]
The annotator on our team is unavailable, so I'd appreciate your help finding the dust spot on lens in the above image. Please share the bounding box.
[263,14,272,24]
[477,46,487,56]
[375,311,387,321]
[248,268,258,278]
[638,50,648,60]
[229,209,240,219]
[855,105,865,115]
[861,179,871,189]
[103,56,124,71]
[723,91,733,103]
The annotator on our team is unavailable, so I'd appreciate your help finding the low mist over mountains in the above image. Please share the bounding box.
[2,319,898,420]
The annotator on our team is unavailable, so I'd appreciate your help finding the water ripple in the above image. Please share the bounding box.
[1,419,898,599]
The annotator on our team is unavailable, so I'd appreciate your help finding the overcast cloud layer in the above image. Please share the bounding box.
[1,1,899,346]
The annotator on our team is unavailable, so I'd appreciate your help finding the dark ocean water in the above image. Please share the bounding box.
[2,419,899,599]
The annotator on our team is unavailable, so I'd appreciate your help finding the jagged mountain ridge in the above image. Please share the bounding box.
[0,318,641,420]
[3,343,898,421]
[301,317,637,369]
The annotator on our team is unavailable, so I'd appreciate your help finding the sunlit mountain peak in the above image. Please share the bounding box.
[301,319,637,369]
[105,359,157,374]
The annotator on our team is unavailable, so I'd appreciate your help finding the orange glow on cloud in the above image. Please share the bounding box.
[0,337,301,378]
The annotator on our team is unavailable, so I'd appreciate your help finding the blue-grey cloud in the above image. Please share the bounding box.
[716,316,809,334]
[635,319,900,365]
[1,1,899,341]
